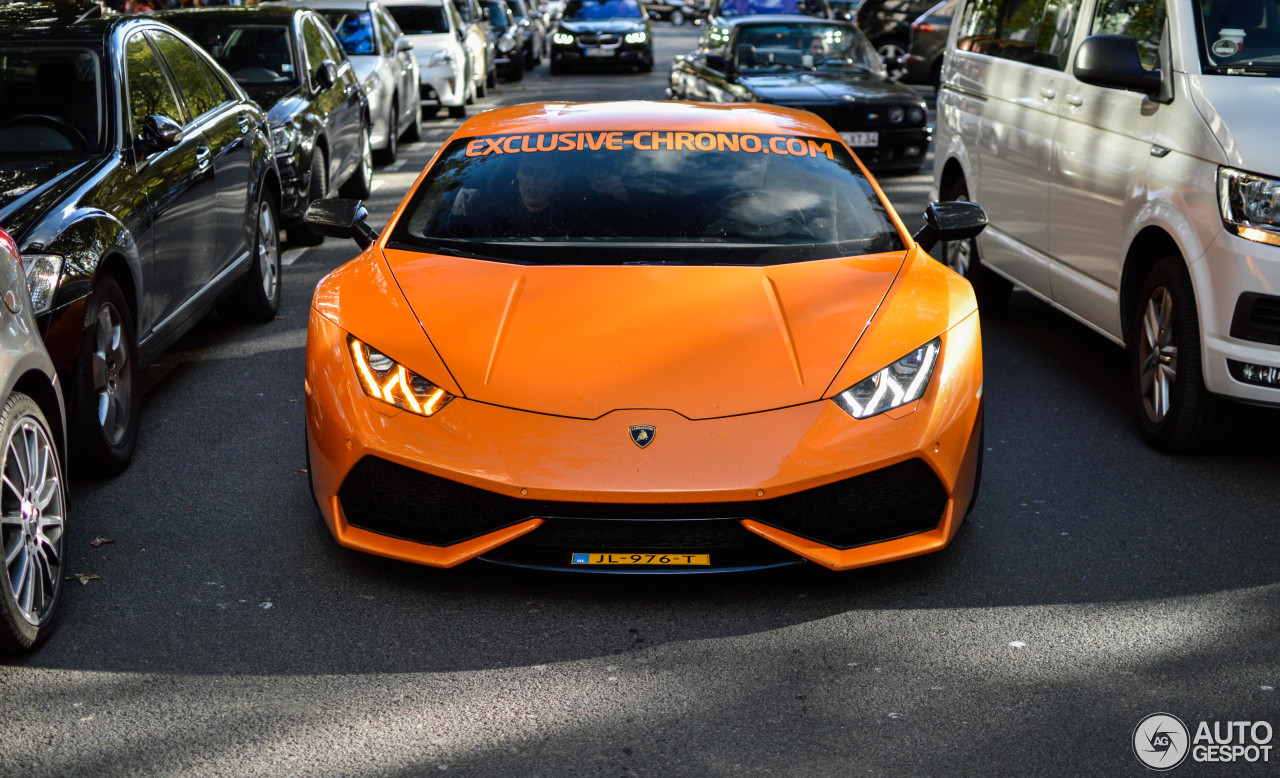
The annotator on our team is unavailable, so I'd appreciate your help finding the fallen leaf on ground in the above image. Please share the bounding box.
[65,573,100,586]
[298,467,308,473]
[90,537,115,548]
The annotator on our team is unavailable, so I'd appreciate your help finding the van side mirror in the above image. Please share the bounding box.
[913,200,987,253]
[1073,34,1162,97]
[304,198,379,249]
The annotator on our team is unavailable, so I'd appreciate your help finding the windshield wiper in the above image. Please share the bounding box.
[1205,63,1280,74]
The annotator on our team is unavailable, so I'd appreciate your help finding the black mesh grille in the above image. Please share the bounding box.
[1231,293,1280,346]
[339,457,947,550]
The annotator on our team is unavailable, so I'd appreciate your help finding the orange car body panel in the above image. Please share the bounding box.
[306,101,983,571]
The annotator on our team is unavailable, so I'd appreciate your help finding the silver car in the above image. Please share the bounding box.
[288,0,424,164]
[0,228,68,654]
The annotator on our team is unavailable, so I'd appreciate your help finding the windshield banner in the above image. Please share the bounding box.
[464,131,838,159]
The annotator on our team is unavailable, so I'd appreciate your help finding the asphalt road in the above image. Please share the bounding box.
[3,23,1279,778]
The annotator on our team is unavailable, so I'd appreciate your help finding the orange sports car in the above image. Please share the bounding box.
[303,101,988,573]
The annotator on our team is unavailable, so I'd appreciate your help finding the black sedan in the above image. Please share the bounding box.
[549,0,653,74]
[480,0,528,79]
[152,7,372,245]
[0,3,281,475]
[668,16,930,172]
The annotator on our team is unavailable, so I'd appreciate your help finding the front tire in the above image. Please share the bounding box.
[218,193,281,323]
[69,276,139,477]
[339,122,373,199]
[1129,256,1222,453]
[403,98,422,142]
[0,393,67,654]
[507,48,526,80]
[940,178,1012,311]
[285,150,326,246]
[375,100,398,165]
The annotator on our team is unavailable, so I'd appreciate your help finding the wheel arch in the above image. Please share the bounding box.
[1120,226,1184,346]
[12,370,66,464]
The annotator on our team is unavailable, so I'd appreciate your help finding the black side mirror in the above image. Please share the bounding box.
[912,200,987,253]
[1073,34,1161,97]
[315,60,339,90]
[304,198,379,249]
[706,53,729,73]
[138,114,184,156]
[395,37,414,53]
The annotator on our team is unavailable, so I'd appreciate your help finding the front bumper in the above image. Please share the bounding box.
[305,308,984,572]
[552,41,652,67]
[418,62,465,107]
[842,125,933,171]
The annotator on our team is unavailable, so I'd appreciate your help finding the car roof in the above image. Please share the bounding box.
[455,101,843,139]
[720,13,850,26]
[0,1,129,45]
[276,0,377,11]
[147,6,307,25]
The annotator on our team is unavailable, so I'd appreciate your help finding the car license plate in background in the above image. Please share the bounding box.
[845,132,879,147]
[572,553,711,566]
[584,47,614,57]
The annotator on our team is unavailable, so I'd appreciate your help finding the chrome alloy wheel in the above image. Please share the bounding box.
[1139,286,1178,423]
[257,199,280,301]
[1,414,64,626]
[92,302,131,445]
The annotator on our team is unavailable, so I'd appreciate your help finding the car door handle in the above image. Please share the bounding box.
[195,145,212,175]
[238,115,253,134]
[1065,93,1084,107]
[1039,86,1057,100]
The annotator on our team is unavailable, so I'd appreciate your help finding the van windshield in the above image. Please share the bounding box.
[1196,0,1280,74]
[387,131,905,265]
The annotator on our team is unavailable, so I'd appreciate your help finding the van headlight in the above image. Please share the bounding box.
[833,338,941,419]
[1219,167,1280,247]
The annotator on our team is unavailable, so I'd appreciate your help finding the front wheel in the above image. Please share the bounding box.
[507,49,526,80]
[375,100,398,165]
[285,150,326,246]
[69,275,139,477]
[1129,256,1222,453]
[403,98,423,142]
[219,193,281,323]
[0,392,67,654]
[939,178,1012,312]
[339,123,373,199]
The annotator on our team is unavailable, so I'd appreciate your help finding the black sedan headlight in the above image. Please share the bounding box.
[552,31,575,45]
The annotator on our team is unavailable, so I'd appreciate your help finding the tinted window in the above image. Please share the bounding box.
[1092,0,1165,70]
[564,0,644,20]
[0,48,103,153]
[125,33,185,143]
[1195,0,1280,71]
[481,0,511,26]
[719,0,822,16]
[955,0,1081,69]
[388,5,450,33]
[177,23,300,85]
[149,30,222,120]
[735,23,883,73]
[389,131,904,265]
[322,10,378,55]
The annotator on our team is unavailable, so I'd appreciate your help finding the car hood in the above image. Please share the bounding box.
[740,71,919,104]
[242,82,305,118]
[557,19,645,33]
[0,157,98,242]
[349,56,379,83]
[380,250,906,419]
[1188,74,1280,170]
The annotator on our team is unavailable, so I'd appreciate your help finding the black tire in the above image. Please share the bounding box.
[285,150,326,246]
[339,122,373,199]
[638,49,654,72]
[507,48,526,80]
[525,40,538,69]
[422,104,441,120]
[448,102,468,118]
[939,178,1012,312]
[0,392,67,654]
[550,57,568,75]
[403,98,422,142]
[485,60,496,90]
[965,406,983,518]
[375,100,398,165]
[69,275,139,477]
[218,193,282,323]
[1129,256,1223,453]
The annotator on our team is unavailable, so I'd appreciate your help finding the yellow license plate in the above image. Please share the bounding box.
[571,553,710,566]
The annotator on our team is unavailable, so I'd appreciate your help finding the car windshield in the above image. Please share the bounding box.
[735,23,883,73]
[321,10,377,56]
[719,0,821,17]
[0,48,103,154]
[564,0,644,20]
[1195,0,1280,74]
[386,5,449,33]
[174,23,299,85]
[481,0,511,27]
[388,130,904,265]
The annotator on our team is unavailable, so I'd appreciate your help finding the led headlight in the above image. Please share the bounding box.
[349,337,454,417]
[552,31,574,45]
[1219,167,1280,247]
[428,49,455,66]
[23,254,63,316]
[270,124,299,156]
[833,338,941,419]
[498,33,517,53]
[624,30,647,43]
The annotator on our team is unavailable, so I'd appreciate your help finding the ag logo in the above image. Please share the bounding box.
[1134,713,1190,771]
[629,425,656,448]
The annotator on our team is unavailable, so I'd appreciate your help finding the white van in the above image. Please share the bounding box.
[933,0,1280,452]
